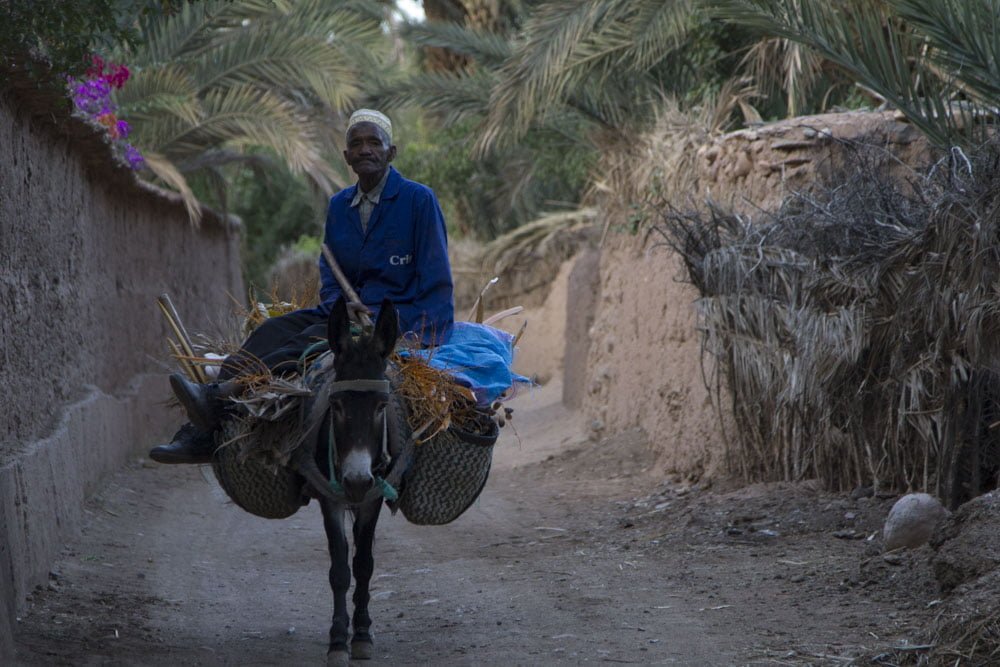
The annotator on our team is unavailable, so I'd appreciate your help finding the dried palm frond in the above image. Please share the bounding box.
[657,138,1000,507]
[480,207,598,276]
[390,348,482,444]
[163,287,500,455]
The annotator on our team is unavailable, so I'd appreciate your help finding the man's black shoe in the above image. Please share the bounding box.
[169,373,231,432]
[149,423,216,464]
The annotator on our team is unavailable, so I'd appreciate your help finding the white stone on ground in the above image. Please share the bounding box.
[883,493,949,551]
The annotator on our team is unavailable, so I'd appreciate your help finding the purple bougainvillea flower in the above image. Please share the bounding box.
[66,56,140,170]
[70,78,115,116]
[124,145,144,169]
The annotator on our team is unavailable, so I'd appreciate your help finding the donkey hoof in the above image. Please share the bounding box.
[326,649,350,667]
[351,638,374,660]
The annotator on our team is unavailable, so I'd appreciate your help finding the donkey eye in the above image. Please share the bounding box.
[330,399,345,419]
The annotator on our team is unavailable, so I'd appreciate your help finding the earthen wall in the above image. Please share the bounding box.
[0,77,243,658]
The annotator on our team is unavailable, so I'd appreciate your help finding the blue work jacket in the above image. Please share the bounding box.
[314,167,455,345]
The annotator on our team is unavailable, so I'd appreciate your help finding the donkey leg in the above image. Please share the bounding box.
[350,498,384,660]
[320,499,352,667]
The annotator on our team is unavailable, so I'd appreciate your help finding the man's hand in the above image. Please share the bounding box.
[346,301,372,323]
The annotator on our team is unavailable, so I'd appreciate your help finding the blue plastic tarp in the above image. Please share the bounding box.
[400,322,532,406]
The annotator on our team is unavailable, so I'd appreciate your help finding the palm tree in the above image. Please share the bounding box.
[709,0,1000,148]
[113,0,387,222]
[476,0,700,152]
[379,2,597,238]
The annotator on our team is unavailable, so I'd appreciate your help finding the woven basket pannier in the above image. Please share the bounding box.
[398,416,499,525]
[210,420,306,520]
[209,356,500,524]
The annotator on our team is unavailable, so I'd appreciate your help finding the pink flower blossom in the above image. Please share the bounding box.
[106,65,130,89]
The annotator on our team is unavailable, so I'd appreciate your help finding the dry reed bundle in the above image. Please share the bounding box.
[657,139,1000,507]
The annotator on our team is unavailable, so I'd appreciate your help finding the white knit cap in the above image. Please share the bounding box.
[347,109,392,141]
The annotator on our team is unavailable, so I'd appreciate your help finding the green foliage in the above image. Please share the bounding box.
[393,115,593,240]
[709,0,1000,148]
[379,7,615,239]
[669,19,757,105]
[0,0,192,79]
[222,159,327,292]
[291,233,323,257]
[383,1,759,240]
[1,1,134,77]
[479,0,701,151]
[112,0,387,221]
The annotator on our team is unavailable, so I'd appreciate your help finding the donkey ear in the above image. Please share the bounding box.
[327,296,352,356]
[372,298,399,359]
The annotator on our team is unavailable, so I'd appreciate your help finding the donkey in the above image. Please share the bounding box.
[293,295,402,666]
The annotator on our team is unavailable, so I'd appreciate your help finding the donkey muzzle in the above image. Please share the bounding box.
[341,451,375,503]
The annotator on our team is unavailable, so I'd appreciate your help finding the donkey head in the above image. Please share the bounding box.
[324,296,400,504]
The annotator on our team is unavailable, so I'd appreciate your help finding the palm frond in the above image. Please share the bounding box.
[709,0,988,147]
[479,0,694,151]
[605,0,697,71]
[127,0,277,65]
[115,0,384,214]
[375,69,495,124]
[402,20,514,66]
[114,63,202,126]
[742,36,824,117]
[141,151,202,225]
[192,24,365,109]
[167,85,332,182]
[481,207,598,275]
[478,0,628,151]
[891,0,1000,104]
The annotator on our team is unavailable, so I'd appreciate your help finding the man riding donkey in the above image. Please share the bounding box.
[151,109,455,464]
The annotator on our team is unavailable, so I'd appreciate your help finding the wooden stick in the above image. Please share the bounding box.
[466,277,499,323]
[321,243,373,328]
[166,338,200,383]
[157,294,207,383]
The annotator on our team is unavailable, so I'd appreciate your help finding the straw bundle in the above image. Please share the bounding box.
[390,349,491,444]
[657,140,1000,506]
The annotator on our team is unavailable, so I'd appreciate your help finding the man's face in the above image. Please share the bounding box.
[344,122,396,180]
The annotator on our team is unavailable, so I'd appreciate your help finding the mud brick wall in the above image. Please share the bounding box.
[581,111,930,480]
[0,75,244,658]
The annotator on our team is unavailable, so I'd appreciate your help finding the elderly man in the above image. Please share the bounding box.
[150,109,455,464]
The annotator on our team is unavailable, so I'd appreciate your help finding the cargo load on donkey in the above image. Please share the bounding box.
[156,287,527,525]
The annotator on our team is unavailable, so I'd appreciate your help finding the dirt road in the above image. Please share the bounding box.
[13,382,936,666]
